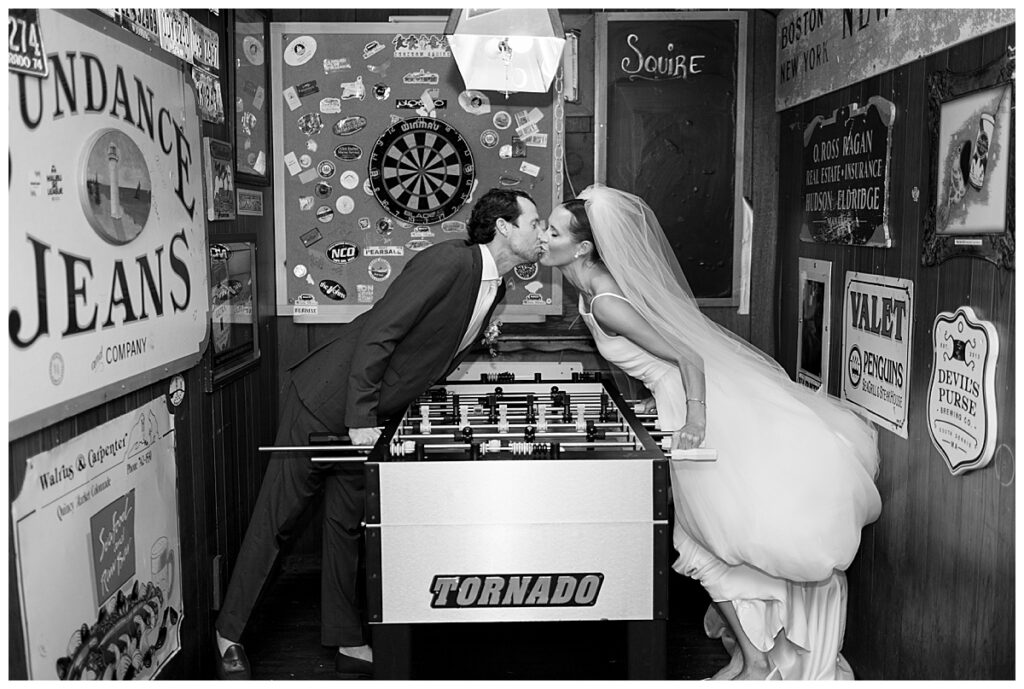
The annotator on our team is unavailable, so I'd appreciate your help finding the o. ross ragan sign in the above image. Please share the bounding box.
[8,10,209,438]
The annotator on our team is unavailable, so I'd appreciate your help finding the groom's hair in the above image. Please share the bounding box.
[468,188,534,244]
[564,199,602,265]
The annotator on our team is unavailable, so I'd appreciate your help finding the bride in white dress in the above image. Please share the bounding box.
[538,185,882,680]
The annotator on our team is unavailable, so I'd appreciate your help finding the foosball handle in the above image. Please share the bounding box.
[670,448,718,462]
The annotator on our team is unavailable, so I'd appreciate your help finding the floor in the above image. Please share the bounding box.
[242,555,731,681]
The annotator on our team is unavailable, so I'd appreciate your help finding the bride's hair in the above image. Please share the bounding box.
[562,199,603,264]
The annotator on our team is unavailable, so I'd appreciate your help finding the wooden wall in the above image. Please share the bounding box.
[775,26,1015,680]
[7,10,280,679]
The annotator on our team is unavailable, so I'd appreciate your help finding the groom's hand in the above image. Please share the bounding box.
[348,426,381,447]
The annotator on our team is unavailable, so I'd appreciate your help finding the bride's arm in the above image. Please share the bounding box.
[591,296,706,449]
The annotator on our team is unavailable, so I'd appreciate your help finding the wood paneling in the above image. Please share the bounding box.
[775,26,1014,680]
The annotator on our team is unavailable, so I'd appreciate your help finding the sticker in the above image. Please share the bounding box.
[297,112,324,136]
[323,57,351,73]
[363,40,385,59]
[524,133,548,148]
[372,83,391,100]
[298,167,319,184]
[411,226,434,238]
[282,85,301,111]
[251,150,267,175]
[521,293,545,305]
[168,374,186,407]
[364,246,404,257]
[298,153,312,168]
[306,139,318,152]
[441,220,466,233]
[498,176,521,186]
[368,258,392,281]
[243,35,264,65]
[340,76,366,101]
[296,79,319,97]
[326,241,359,264]
[393,34,450,59]
[316,205,334,223]
[293,264,308,278]
[520,161,541,177]
[319,279,347,301]
[367,59,391,76]
[480,129,499,149]
[492,111,512,130]
[336,195,355,214]
[300,227,323,247]
[334,143,363,161]
[357,284,374,303]
[458,90,491,115]
[406,239,432,252]
[299,195,315,211]
[397,98,444,110]
[293,293,319,316]
[389,114,401,125]
[320,97,342,114]
[515,120,539,139]
[317,160,337,178]
[240,111,256,135]
[339,170,359,189]
[284,36,317,66]
[283,151,302,175]
[513,262,539,280]
[253,85,265,111]
[358,217,371,230]
[363,179,374,195]
[403,69,439,85]
[314,181,332,198]
[333,116,367,136]
[376,217,394,235]
[499,139,527,159]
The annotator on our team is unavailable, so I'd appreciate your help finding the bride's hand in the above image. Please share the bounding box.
[639,397,657,414]
[672,421,706,450]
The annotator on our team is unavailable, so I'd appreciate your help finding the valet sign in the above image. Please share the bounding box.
[841,272,914,438]
[8,10,209,438]
[927,307,999,476]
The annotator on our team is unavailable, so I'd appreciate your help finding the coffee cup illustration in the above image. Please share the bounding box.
[151,536,175,600]
[968,113,994,191]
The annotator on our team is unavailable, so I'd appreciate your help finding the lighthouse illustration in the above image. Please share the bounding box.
[107,143,123,220]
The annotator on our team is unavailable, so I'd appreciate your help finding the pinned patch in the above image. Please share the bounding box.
[293,293,319,316]
[403,68,439,85]
[498,176,521,186]
[363,179,374,195]
[367,59,391,76]
[334,143,363,161]
[363,40,385,59]
[376,217,394,235]
[520,161,540,177]
[306,139,318,152]
[317,160,336,178]
[333,116,367,136]
[283,85,301,111]
[319,279,347,301]
[392,34,450,59]
[296,80,319,97]
[299,195,315,211]
[513,262,539,280]
[243,35,265,66]
[298,153,312,168]
[480,129,499,149]
[339,170,360,190]
[492,111,511,130]
[282,152,300,175]
[284,35,317,66]
[441,220,466,233]
[297,112,324,136]
[293,264,308,278]
[406,239,432,251]
[411,226,434,238]
[314,181,332,198]
[357,284,375,303]
[320,97,342,114]
[372,82,391,100]
[326,241,359,264]
[300,227,323,247]
[298,167,319,184]
[340,76,366,101]
[316,205,334,223]
[323,57,351,73]
[364,245,404,257]
[458,90,491,115]
[368,258,392,281]
[499,138,526,159]
[358,217,372,230]
[335,195,355,214]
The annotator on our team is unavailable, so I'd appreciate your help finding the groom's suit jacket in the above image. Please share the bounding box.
[288,239,506,431]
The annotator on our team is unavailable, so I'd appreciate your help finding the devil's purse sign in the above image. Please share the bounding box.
[8,10,209,438]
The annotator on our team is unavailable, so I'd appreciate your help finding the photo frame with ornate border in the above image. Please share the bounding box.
[922,54,1014,269]
[232,8,270,184]
[796,257,832,392]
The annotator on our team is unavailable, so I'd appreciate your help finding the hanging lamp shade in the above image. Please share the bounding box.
[445,9,565,94]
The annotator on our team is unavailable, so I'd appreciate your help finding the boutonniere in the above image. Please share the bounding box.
[481,320,503,357]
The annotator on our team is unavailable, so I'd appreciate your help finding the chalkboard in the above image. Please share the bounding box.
[271,21,564,322]
[596,12,746,306]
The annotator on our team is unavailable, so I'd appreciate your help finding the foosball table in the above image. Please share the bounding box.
[354,368,673,679]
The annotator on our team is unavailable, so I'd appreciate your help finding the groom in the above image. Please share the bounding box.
[214,188,546,680]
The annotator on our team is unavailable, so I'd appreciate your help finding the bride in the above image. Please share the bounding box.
[538,185,881,680]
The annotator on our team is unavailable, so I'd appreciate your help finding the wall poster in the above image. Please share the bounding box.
[7,9,210,439]
[796,258,832,391]
[270,21,564,322]
[841,272,914,438]
[11,398,183,679]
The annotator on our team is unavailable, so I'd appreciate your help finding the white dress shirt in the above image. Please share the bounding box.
[457,244,501,353]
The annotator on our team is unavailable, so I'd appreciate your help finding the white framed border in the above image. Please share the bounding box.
[796,258,832,391]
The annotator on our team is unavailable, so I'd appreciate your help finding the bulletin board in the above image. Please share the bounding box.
[595,12,746,306]
[271,21,564,322]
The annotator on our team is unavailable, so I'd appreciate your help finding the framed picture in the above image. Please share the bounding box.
[233,8,270,184]
[203,136,236,221]
[204,237,260,389]
[796,258,832,392]
[922,54,1014,268]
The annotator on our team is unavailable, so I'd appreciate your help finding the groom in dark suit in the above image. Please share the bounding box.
[214,188,546,680]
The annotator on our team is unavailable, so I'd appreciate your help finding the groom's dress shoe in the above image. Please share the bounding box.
[335,651,373,679]
[215,643,252,681]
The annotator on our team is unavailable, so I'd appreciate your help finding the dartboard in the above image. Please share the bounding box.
[367,118,475,224]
